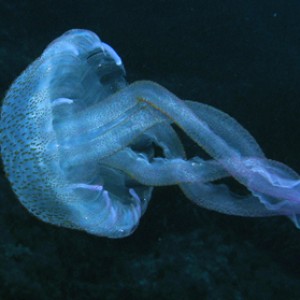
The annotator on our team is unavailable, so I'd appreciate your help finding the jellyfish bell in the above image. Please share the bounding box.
[0,29,153,238]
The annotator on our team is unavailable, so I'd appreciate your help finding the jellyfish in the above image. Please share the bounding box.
[1,29,300,238]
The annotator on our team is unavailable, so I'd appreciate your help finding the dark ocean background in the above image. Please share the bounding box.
[1,1,300,299]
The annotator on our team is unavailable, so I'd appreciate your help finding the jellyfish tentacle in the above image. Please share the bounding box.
[108,80,300,219]
[145,124,186,159]
[185,101,265,158]
[180,182,277,217]
[58,100,169,168]
[103,148,228,186]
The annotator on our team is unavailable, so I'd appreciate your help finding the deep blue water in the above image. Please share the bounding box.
[1,1,300,299]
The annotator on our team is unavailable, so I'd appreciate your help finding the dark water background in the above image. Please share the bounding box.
[1,1,300,299]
